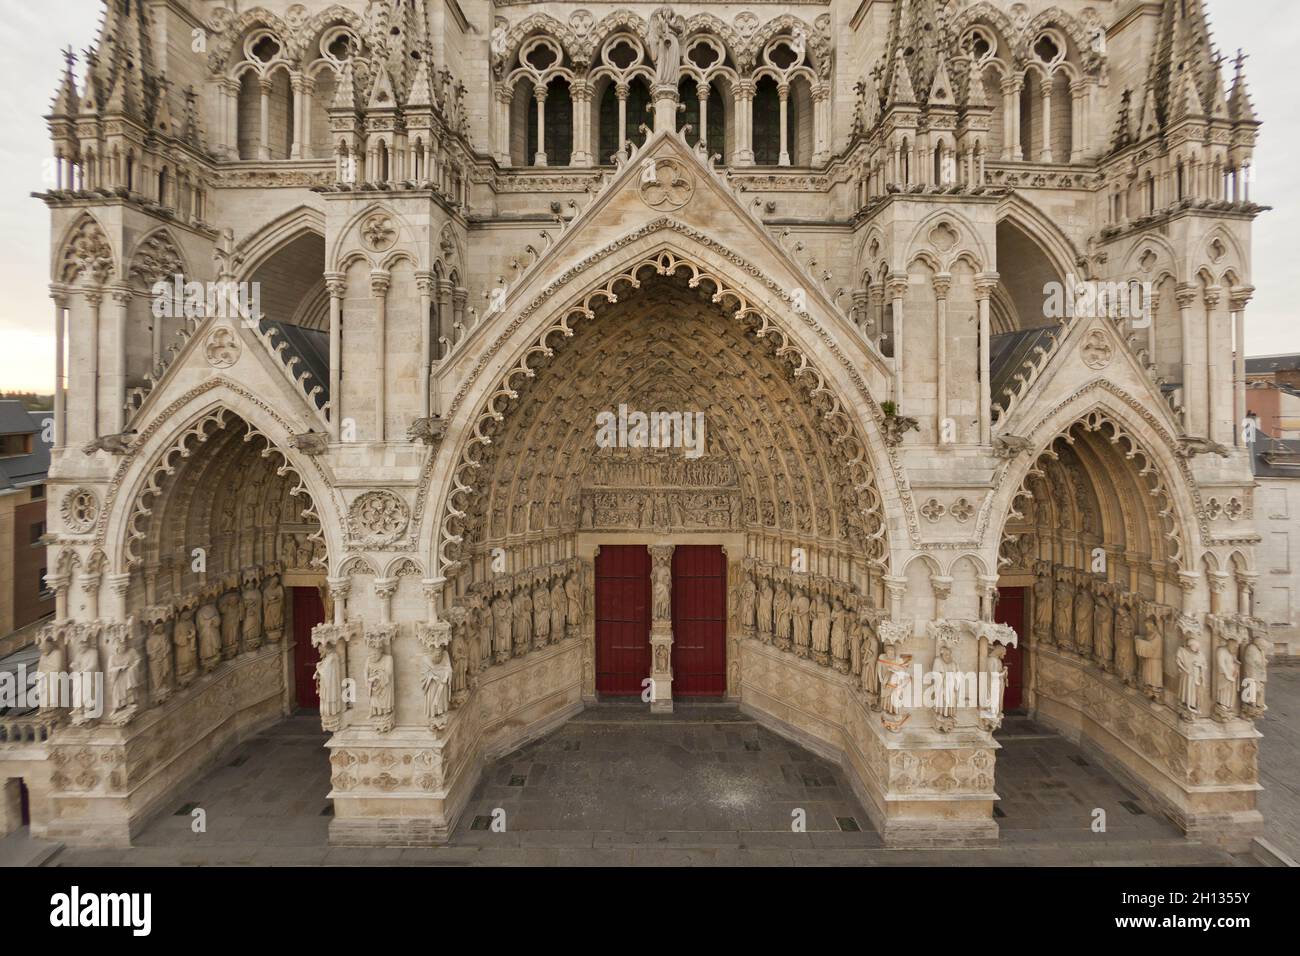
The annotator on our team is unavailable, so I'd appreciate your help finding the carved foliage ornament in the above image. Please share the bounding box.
[360,213,397,252]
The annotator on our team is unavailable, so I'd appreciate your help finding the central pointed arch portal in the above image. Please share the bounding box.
[361,226,999,850]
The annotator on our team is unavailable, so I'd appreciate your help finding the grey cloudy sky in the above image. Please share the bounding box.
[0,0,1296,392]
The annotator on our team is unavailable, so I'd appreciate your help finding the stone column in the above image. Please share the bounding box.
[108,286,130,434]
[258,76,272,161]
[571,80,592,166]
[976,274,998,445]
[933,274,951,442]
[84,290,102,439]
[50,285,67,448]
[325,273,345,441]
[888,274,908,407]
[812,82,830,165]
[1204,285,1224,445]
[615,82,629,154]
[416,271,434,417]
[533,83,548,166]
[652,83,678,134]
[1038,80,1053,163]
[1002,75,1023,161]
[1230,286,1253,445]
[648,544,675,713]
[1070,78,1089,162]
[1176,284,1201,434]
[370,270,390,441]
[733,79,754,166]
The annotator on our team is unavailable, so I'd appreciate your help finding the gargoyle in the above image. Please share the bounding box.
[408,415,447,447]
[289,431,329,456]
[993,434,1034,459]
[881,413,919,446]
[1178,436,1230,459]
[82,432,136,455]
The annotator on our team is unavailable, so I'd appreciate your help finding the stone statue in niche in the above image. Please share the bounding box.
[810,592,831,666]
[70,626,102,725]
[218,582,242,660]
[1053,574,1075,650]
[173,598,199,688]
[878,639,911,729]
[36,623,67,713]
[313,629,346,732]
[830,599,851,674]
[513,581,534,656]
[566,570,584,636]
[262,571,285,643]
[1213,637,1240,720]
[652,562,672,621]
[241,569,263,652]
[492,589,513,663]
[1073,577,1094,658]
[197,591,222,673]
[1175,635,1205,719]
[550,574,567,643]
[144,606,175,704]
[740,572,757,636]
[532,579,551,648]
[757,578,774,643]
[446,610,470,705]
[1033,571,1053,645]
[774,583,793,651]
[421,636,454,728]
[861,618,881,706]
[1133,614,1164,701]
[366,632,396,733]
[791,585,812,658]
[105,623,141,725]
[1240,632,1270,718]
[932,642,960,733]
[980,644,1008,731]
[1113,597,1137,686]
[1093,585,1114,671]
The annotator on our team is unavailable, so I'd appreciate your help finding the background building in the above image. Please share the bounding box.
[0,401,53,655]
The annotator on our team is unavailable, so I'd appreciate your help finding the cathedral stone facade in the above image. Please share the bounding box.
[17,0,1269,850]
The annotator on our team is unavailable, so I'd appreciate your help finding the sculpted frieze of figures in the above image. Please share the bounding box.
[34,562,288,730]
[1028,560,1271,728]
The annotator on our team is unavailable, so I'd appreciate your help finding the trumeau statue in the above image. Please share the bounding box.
[652,562,672,621]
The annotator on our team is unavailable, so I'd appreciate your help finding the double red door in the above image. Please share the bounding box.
[594,544,727,697]
[670,546,727,696]
[595,546,652,695]
[292,586,326,709]
[994,586,1026,711]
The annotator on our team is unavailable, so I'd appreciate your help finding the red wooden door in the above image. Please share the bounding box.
[995,586,1026,711]
[595,546,651,696]
[292,586,326,709]
[671,545,727,697]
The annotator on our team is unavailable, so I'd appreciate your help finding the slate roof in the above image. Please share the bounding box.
[0,401,52,492]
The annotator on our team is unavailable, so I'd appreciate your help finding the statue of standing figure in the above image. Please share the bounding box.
[1033,572,1054,645]
[262,572,285,643]
[740,573,757,634]
[314,633,345,731]
[1094,586,1114,670]
[646,6,686,87]
[197,594,222,673]
[173,600,199,688]
[106,623,142,725]
[1113,599,1137,686]
[1213,637,1241,720]
[1073,578,1094,658]
[532,580,551,648]
[144,607,175,705]
[550,575,567,644]
[513,582,534,656]
[830,600,852,673]
[366,637,395,733]
[757,578,774,643]
[421,642,453,725]
[791,586,812,658]
[1133,614,1164,701]
[652,562,672,621]
[492,590,513,663]
[1240,632,1270,718]
[565,571,583,637]
[810,593,831,665]
[1176,636,1205,718]
[218,585,242,659]
[774,583,793,650]
[241,572,263,652]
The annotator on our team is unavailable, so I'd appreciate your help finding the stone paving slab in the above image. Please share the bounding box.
[40,703,1266,867]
